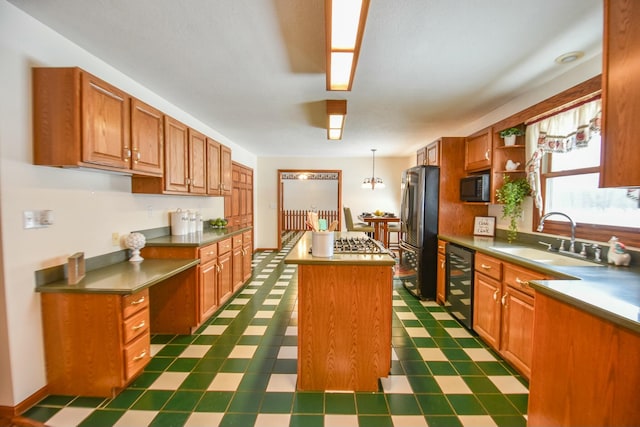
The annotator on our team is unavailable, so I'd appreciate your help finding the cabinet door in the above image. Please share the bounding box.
[472,272,501,350]
[416,147,426,166]
[218,251,233,305]
[220,145,233,196]
[232,245,243,292]
[601,0,640,187]
[199,260,218,322]
[207,138,222,195]
[130,98,163,176]
[243,242,252,282]
[164,116,189,193]
[426,140,440,166]
[465,128,492,172]
[81,72,130,169]
[500,287,534,379]
[436,252,446,304]
[189,129,207,194]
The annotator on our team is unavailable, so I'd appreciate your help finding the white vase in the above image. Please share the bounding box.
[504,135,516,146]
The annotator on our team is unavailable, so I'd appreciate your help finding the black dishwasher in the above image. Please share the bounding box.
[445,243,475,330]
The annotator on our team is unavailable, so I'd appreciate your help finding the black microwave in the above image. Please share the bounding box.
[460,174,490,202]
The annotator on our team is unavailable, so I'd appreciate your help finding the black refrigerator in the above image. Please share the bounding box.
[399,165,440,300]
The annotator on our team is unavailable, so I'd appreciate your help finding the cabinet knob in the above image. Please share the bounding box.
[124,148,132,159]
[515,277,529,288]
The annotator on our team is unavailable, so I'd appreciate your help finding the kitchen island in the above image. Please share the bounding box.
[285,231,396,391]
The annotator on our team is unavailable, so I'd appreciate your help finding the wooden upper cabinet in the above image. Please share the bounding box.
[130,98,163,176]
[188,129,207,194]
[465,127,492,172]
[425,140,440,166]
[416,147,426,166]
[220,145,232,196]
[601,0,640,187]
[163,116,190,193]
[206,139,232,196]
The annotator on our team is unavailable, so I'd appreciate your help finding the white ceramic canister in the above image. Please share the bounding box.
[188,210,197,234]
[170,209,189,236]
[311,231,334,257]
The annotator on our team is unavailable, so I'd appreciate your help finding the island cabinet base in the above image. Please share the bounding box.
[297,264,392,392]
[528,293,640,426]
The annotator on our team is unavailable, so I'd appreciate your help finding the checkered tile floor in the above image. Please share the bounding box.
[24,232,528,426]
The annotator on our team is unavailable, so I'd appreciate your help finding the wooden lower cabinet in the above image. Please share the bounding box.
[232,234,244,292]
[436,239,447,304]
[199,241,219,324]
[40,289,151,397]
[217,238,233,305]
[473,252,546,379]
[242,231,253,283]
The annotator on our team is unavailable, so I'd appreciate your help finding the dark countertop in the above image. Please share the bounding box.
[439,234,640,334]
[285,231,396,266]
[144,226,252,247]
[35,258,200,294]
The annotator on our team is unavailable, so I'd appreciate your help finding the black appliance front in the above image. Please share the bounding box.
[445,243,475,330]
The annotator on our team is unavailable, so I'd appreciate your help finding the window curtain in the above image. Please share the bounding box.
[525,98,601,214]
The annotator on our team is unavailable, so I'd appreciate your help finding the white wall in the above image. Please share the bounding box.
[283,180,337,211]
[0,1,256,406]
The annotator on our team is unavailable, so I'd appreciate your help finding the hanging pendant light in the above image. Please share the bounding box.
[362,148,385,190]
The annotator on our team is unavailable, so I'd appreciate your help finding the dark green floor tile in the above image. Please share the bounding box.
[21,406,60,423]
[260,392,294,413]
[272,359,298,374]
[392,327,409,336]
[427,361,457,375]
[151,334,175,344]
[386,393,421,415]
[325,393,356,414]
[168,357,200,372]
[253,346,280,358]
[455,337,484,348]
[462,377,500,394]
[476,361,511,375]
[433,337,460,348]
[407,376,441,393]
[420,319,441,328]
[192,335,219,345]
[156,344,187,357]
[105,389,145,409]
[440,320,462,328]
[393,347,422,360]
[400,360,430,375]
[37,395,75,406]
[390,360,405,375]
[238,335,262,345]
[130,390,174,410]
[180,372,216,390]
[492,414,527,427]
[358,414,393,427]
[193,357,225,373]
[149,411,190,427]
[250,318,271,325]
[289,413,325,427]
[401,319,422,327]
[145,357,175,372]
[441,348,471,361]
[505,394,529,414]
[415,394,455,415]
[451,361,484,376]
[195,391,233,412]
[424,415,463,426]
[477,394,521,415]
[446,394,487,415]
[246,357,276,373]
[170,334,197,345]
[220,358,251,372]
[228,391,263,412]
[77,409,125,427]
[238,373,270,391]
[281,335,298,346]
[392,335,414,347]
[205,344,234,358]
[412,337,437,348]
[355,393,388,415]
[69,396,107,407]
[426,327,449,337]
[219,413,257,427]
[163,390,203,412]
[292,392,324,414]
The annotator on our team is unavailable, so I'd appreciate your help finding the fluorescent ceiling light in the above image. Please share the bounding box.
[326,100,347,140]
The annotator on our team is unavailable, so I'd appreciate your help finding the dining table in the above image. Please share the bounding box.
[358,214,401,248]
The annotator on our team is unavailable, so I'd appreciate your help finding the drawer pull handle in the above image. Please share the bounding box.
[131,321,146,331]
[438,245,445,250]
[501,292,508,307]
[132,350,147,362]
[130,296,145,305]
[493,289,499,302]
[440,259,445,268]
[515,277,530,287]
[480,264,492,270]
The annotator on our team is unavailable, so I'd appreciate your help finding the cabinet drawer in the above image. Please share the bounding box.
[123,333,150,381]
[218,238,232,254]
[123,308,149,344]
[232,234,243,248]
[243,231,252,244]
[199,243,218,264]
[504,264,545,297]
[476,253,502,281]
[122,289,149,319]
[437,239,447,254]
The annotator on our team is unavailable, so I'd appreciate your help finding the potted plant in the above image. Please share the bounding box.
[499,127,524,146]
[496,175,531,242]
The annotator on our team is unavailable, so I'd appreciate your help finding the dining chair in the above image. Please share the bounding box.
[343,207,374,234]
[387,221,404,260]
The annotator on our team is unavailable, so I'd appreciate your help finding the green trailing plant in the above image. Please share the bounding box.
[499,127,524,137]
[496,175,531,242]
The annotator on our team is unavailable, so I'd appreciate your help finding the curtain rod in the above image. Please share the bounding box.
[525,91,602,125]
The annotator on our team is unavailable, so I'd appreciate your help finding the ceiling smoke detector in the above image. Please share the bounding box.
[555,51,584,64]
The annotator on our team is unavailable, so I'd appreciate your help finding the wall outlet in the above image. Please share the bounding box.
[111,232,120,246]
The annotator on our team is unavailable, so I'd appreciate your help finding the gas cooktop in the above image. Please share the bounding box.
[333,237,388,254]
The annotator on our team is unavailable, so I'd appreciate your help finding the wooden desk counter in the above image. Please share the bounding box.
[286,232,395,391]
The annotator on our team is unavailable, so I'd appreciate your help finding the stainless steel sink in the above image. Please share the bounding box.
[489,246,603,267]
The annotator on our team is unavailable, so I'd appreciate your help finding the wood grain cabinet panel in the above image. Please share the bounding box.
[465,128,492,172]
[436,240,447,305]
[163,116,190,193]
[130,98,163,176]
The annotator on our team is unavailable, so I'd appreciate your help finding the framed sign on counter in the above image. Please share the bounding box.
[474,216,496,237]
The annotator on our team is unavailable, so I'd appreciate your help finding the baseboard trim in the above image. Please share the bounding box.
[0,386,48,417]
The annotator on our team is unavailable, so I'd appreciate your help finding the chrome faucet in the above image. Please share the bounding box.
[537,211,577,253]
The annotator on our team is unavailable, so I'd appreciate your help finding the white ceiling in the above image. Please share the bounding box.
[8,0,603,158]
